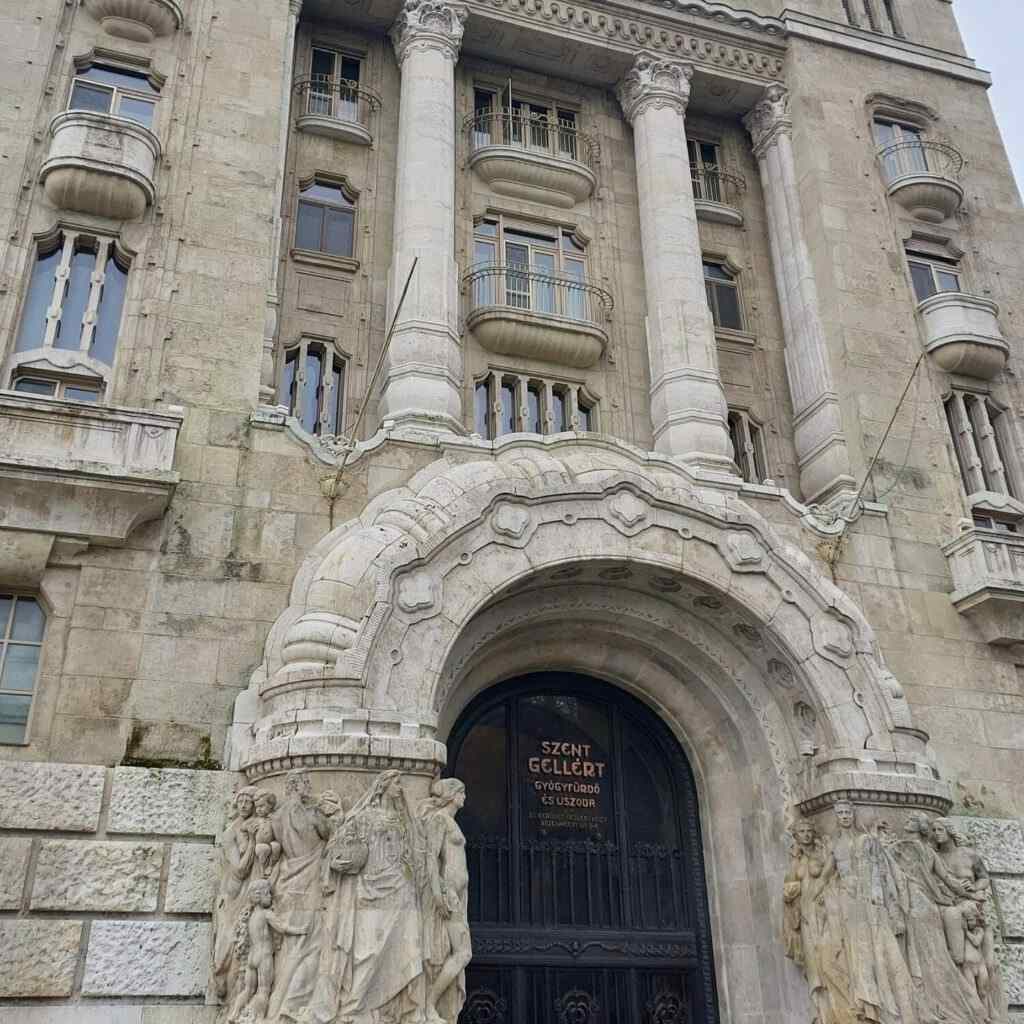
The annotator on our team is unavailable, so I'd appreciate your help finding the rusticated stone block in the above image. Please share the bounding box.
[0,761,105,831]
[994,878,1024,938]
[949,816,1024,873]
[1001,943,1024,1005]
[31,840,163,911]
[82,921,211,996]
[108,767,233,837]
[0,836,31,908]
[164,843,218,913]
[0,920,82,997]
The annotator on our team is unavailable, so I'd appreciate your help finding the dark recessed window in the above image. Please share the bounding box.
[704,261,743,331]
[295,180,356,258]
[280,338,347,436]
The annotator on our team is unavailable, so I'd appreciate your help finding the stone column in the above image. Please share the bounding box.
[616,53,733,473]
[381,0,467,434]
[744,85,856,506]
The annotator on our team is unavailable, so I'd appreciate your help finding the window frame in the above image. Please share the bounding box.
[68,61,160,130]
[727,407,770,485]
[278,336,349,438]
[10,374,103,403]
[293,176,359,262]
[473,370,598,439]
[471,85,580,160]
[944,389,1022,506]
[906,252,962,304]
[687,137,725,203]
[703,258,745,333]
[307,46,363,121]
[0,592,47,747]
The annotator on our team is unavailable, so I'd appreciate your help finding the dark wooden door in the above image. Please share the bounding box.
[447,673,720,1024]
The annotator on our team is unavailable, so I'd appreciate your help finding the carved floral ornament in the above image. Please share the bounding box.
[616,52,694,123]
[390,0,468,64]
[743,82,792,157]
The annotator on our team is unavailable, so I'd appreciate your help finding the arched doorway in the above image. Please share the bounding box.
[447,671,720,1024]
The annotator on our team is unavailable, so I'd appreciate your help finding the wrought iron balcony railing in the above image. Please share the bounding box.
[465,110,599,173]
[690,164,746,207]
[294,75,381,127]
[876,140,963,184]
[465,262,613,326]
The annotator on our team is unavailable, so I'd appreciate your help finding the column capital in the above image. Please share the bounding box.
[390,0,467,65]
[287,0,303,16]
[616,51,693,124]
[743,83,792,158]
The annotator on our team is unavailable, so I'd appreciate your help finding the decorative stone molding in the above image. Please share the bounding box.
[390,0,468,64]
[918,292,1009,381]
[743,82,791,158]
[81,0,183,42]
[467,146,596,209]
[616,53,693,123]
[41,111,160,221]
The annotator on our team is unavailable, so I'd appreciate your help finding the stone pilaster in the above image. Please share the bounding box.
[616,53,734,473]
[380,0,467,434]
[744,85,856,506]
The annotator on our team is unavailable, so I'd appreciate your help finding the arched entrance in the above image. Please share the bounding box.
[447,671,719,1024]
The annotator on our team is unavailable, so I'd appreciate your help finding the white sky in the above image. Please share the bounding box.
[953,0,1024,193]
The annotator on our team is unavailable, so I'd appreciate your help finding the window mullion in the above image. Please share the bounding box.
[80,239,109,355]
[44,234,75,349]
[568,385,580,430]
[952,394,986,494]
[975,400,1009,495]
[318,346,333,435]
[515,375,528,433]
[740,413,754,481]
[489,371,500,439]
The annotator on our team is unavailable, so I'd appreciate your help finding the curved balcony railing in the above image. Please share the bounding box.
[691,165,746,206]
[876,140,964,184]
[465,262,612,325]
[294,76,381,129]
[465,110,599,173]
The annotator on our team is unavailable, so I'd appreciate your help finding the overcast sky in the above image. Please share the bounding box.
[953,0,1024,193]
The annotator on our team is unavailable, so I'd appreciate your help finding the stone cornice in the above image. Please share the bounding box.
[616,52,693,123]
[743,82,791,158]
[638,0,784,36]
[390,0,468,64]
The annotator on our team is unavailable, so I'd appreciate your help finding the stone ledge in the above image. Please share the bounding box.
[31,839,163,912]
[0,919,82,997]
[108,767,233,837]
[0,761,105,831]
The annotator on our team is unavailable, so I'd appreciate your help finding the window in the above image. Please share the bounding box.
[295,179,356,259]
[471,88,580,161]
[704,261,743,331]
[945,391,1020,501]
[687,139,724,203]
[474,371,596,439]
[874,119,929,178]
[907,253,961,303]
[728,409,769,484]
[11,375,101,402]
[11,230,128,385]
[471,217,595,321]
[69,63,158,128]
[0,595,45,745]
[279,338,347,436]
[308,48,362,121]
[972,513,1019,534]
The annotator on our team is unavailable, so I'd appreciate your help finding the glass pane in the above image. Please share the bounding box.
[703,262,731,282]
[715,283,742,330]
[475,220,497,237]
[281,348,298,411]
[13,378,57,396]
[116,96,154,127]
[578,403,591,432]
[302,348,323,433]
[327,359,344,435]
[750,423,767,482]
[532,251,555,314]
[0,693,31,744]
[64,385,100,403]
[80,65,158,94]
[324,208,354,257]
[474,381,490,438]
[936,270,961,293]
[505,242,530,265]
[505,245,530,309]
[527,386,541,433]
[473,239,496,266]
[311,48,334,79]
[302,181,350,204]
[91,252,128,366]
[909,261,936,302]
[295,201,324,251]
[55,247,95,351]
[69,82,113,115]
[499,382,515,435]
[0,597,11,638]
[564,258,586,321]
[873,120,897,146]
[11,598,44,641]
[1,645,39,692]
[552,390,567,431]
[340,57,360,83]
[14,246,61,353]
[699,141,719,167]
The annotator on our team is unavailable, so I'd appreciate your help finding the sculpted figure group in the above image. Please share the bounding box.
[785,802,1007,1024]
[212,769,471,1024]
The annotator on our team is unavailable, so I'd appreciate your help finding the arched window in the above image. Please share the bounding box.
[279,337,347,437]
[295,178,357,258]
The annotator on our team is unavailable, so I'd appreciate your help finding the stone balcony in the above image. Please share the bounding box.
[40,111,160,221]
[917,291,1009,380]
[464,263,612,368]
[466,111,598,209]
[943,522,1024,647]
[0,393,181,580]
[877,140,964,223]
[691,165,746,226]
[81,0,183,41]
[293,76,381,146]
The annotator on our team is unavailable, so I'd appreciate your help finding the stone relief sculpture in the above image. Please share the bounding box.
[212,769,471,1024]
[784,804,1008,1024]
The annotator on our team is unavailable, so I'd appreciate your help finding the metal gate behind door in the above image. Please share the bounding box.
[447,673,720,1024]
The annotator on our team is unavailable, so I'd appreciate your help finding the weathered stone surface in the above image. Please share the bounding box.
[31,840,163,911]
[3,1009,143,1024]
[0,762,105,831]
[949,816,1024,873]
[0,836,30,909]
[0,920,82,997]
[994,877,1024,938]
[82,921,211,996]
[1000,943,1024,1005]
[108,767,232,837]
[164,842,218,913]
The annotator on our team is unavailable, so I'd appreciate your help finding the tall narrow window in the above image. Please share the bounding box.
[308,48,361,121]
[728,409,769,484]
[687,139,723,202]
[295,179,357,259]
[473,372,597,439]
[704,261,743,331]
[69,64,159,128]
[874,120,928,178]
[279,338,347,437]
[0,595,45,745]
[945,391,1020,501]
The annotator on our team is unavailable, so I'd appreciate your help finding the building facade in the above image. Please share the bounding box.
[0,0,1023,1020]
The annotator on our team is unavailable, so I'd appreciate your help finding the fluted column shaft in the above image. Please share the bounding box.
[617,54,733,472]
[745,85,856,505]
[381,0,467,433]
